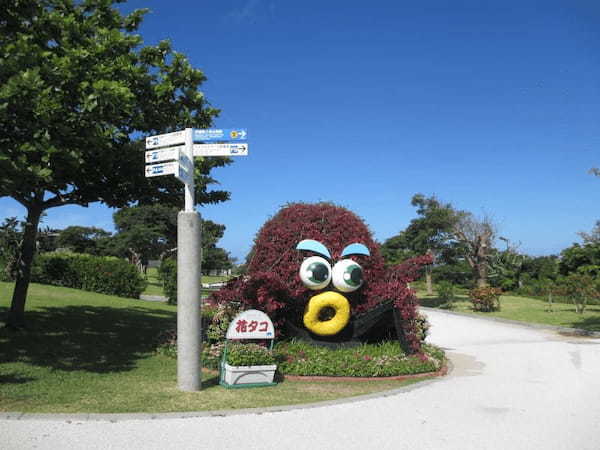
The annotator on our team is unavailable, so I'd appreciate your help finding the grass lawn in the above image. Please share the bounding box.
[142,267,164,296]
[418,291,600,333]
[141,268,230,298]
[0,282,433,413]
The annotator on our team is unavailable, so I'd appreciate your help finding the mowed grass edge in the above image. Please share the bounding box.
[0,282,435,414]
[418,291,600,333]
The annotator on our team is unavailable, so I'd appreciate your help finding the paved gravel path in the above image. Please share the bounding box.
[3,309,599,450]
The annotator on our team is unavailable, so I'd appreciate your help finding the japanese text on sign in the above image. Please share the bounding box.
[226,309,275,340]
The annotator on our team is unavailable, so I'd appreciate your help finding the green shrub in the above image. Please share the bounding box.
[469,286,502,312]
[31,253,146,298]
[436,281,455,301]
[226,342,275,366]
[157,258,177,304]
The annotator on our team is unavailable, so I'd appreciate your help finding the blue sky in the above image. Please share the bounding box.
[2,0,599,260]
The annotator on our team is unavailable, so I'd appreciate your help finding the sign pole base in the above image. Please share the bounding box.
[177,211,202,391]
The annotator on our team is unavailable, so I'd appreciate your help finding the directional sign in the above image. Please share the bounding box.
[193,143,248,157]
[145,161,179,177]
[146,131,186,149]
[145,147,182,164]
[193,128,247,142]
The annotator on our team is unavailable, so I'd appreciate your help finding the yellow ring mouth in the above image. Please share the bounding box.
[303,291,350,336]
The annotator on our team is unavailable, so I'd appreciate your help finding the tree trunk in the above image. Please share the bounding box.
[475,234,490,287]
[425,269,433,295]
[425,249,433,295]
[476,263,488,287]
[6,205,43,329]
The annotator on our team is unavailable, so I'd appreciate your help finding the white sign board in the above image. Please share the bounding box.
[226,309,275,340]
[193,143,248,157]
[145,161,179,177]
[145,131,186,149]
[145,147,182,164]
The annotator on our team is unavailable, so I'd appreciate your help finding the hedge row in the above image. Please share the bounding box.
[31,253,146,298]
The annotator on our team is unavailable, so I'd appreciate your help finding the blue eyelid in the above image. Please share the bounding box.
[341,243,370,257]
[296,240,331,259]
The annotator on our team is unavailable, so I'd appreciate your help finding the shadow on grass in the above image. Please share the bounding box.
[419,297,457,310]
[0,306,176,374]
[201,372,221,388]
[0,372,36,384]
[571,307,600,333]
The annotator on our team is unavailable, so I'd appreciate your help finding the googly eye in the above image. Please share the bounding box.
[299,256,332,290]
[332,259,364,292]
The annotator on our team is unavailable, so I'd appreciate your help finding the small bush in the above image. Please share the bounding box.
[436,281,455,301]
[157,258,177,304]
[469,286,502,312]
[226,342,275,366]
[31,253,146,298]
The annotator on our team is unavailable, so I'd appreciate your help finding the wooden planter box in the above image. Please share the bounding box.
[222,363,277,387]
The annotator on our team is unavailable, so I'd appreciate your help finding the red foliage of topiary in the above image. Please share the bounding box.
[209,202,431,353]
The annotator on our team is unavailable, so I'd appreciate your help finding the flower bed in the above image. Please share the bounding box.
[274,341,444,377]
[158,339,445,378]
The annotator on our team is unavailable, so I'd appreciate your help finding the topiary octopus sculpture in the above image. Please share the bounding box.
[209,203,432,354]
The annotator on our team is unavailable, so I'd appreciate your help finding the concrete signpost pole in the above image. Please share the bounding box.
[145,127,247,391]
[177,128,202,391]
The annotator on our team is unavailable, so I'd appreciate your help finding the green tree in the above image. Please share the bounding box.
[56,225,111,254]
[1,1,230,328]
[380,234,417,266]
[382,194,460,294]
[521,255,559,281]
[110,204,230,274]
[554,273,599,314]
[559,243,600,277]
[110,204,178,271]
[202,247,233,274]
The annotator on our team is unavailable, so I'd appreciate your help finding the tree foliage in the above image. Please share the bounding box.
[0,217,22,281]
[383,193,500,288]
[381,194,458,264]
[381,194,460,293]
[559,242,600,277]
[110,204,231,273]
[56,225,111,254]
[1,0,230,327]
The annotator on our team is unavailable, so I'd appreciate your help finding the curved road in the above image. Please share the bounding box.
[3,309,600,449]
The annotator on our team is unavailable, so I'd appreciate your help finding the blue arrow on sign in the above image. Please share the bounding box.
[193,128,247,142]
